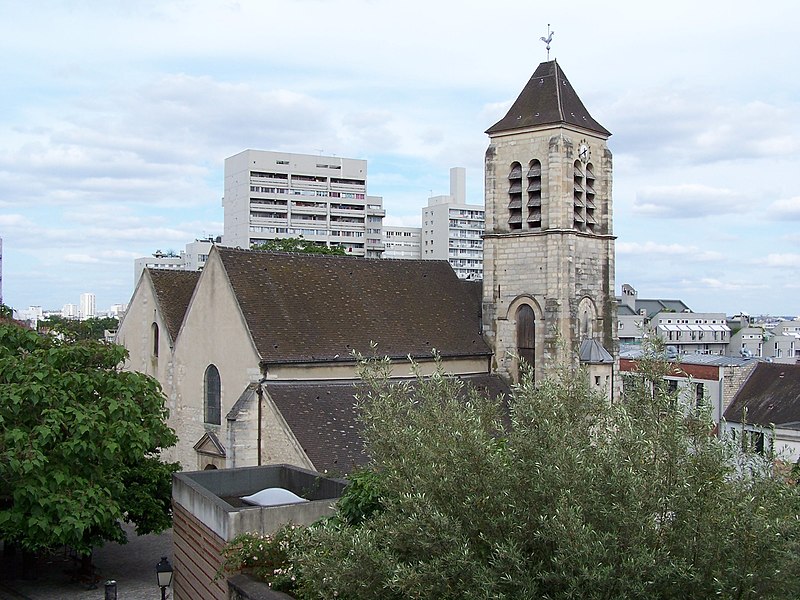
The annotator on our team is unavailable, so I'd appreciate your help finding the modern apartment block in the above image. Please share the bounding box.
[617,283,730,355]
[133,238,218,286]
[421,167,484,279]
[223,150,386,258]
[382,226,422,259]
[79,292,96,320]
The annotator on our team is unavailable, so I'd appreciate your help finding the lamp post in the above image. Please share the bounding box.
[155,556,173,600]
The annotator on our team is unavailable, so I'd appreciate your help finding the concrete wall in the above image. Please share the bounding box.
[172,465,347,600]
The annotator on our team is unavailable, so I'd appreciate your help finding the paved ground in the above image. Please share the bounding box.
[0,523,173,599]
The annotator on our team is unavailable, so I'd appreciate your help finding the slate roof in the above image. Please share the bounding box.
[637,299,692,317]
[723,363,800,427]
[147,269,201,342]
[486,60,610,137]
[579,339,614,364]
[265,374,512,475]
[215,247,491,364]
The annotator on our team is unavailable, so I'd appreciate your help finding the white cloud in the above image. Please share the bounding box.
[753,254,800,268]
[767,197,800,220]
[616,241,723,263]
[632,184,749,218]
[63,254,101,265]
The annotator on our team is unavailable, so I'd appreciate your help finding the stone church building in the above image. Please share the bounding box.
[117,60,617,474]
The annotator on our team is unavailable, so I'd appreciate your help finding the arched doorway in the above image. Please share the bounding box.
[516,304,536,381]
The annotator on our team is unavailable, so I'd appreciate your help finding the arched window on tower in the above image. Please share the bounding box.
[526,160,542,229]
[204,364,221,426]
[508,162,523,230]
[516,304,536,381]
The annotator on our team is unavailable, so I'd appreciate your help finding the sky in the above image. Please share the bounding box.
[1,0,798,317]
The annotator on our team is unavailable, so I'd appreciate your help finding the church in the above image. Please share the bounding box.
[116,60,618,474]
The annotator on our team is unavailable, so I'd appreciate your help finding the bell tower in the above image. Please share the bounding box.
[482,60,617,391]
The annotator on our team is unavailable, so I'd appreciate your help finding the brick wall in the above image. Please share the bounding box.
[173,500,227,600]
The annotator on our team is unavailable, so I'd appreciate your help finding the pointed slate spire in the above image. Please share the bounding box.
[486,60,610,137]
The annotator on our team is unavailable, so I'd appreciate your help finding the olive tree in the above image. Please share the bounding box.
[293,349,800,600]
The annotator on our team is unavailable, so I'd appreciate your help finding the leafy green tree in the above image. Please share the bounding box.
[0,318,179,557]
[292,348,800,600]
[38,314,119,342]
[251,237,347,255]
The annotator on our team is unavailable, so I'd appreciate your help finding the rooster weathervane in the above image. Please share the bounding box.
[540,24,554,60]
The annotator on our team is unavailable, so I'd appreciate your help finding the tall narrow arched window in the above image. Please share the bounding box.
[526,160,542,229]
[204,365,221,426]
[516,304,536,381]
[508,162,523,230]
[151,322,159,358]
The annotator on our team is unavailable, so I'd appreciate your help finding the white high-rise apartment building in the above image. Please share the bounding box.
[79,293,96,320]
[382,226,422,259]
[223,150,386,257]
[421,167,484,279]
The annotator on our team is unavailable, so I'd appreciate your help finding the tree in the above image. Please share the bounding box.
[251,237,347,255]
[0,318,179,557]
[38,314,119,342]
[291,348,800,600]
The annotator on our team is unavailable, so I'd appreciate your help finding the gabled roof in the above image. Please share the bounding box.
[147,269,201,342]
[486,60,610,137]
[723,363,800,427]
[623,298,692,319]
[215,247,491,364]
[264,374,511,475]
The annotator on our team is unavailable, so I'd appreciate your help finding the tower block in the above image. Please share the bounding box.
[482,60,618,393]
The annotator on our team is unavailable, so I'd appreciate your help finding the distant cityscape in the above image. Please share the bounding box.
[4,148,798,366]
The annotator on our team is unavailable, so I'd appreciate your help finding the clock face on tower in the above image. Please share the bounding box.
[578,142,590,163]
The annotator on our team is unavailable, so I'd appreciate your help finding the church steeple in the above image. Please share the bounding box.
[486,61,610,137]
[482,60,618,396]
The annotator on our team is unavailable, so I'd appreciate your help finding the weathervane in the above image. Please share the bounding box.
[540,24,554,60]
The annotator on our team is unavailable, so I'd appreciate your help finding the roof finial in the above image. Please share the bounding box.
[540,24,554,61]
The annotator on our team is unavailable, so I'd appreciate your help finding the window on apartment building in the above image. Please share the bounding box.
[204,364,221,426]
[695,383,704,408]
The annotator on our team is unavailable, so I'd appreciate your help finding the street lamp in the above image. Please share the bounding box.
[156,556,173,600]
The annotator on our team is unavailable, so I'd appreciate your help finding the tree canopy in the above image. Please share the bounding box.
[251,237,347,255]
[38,314,119,342]
[287,349,800,600]
[0,318,178,556]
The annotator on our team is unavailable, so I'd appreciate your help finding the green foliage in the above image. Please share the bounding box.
[335,468,387,526]
[289,350,800,600]
[251,237,347,255]
[0,320,179,556]
[218,525,303,593]
[38,314,119,342]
